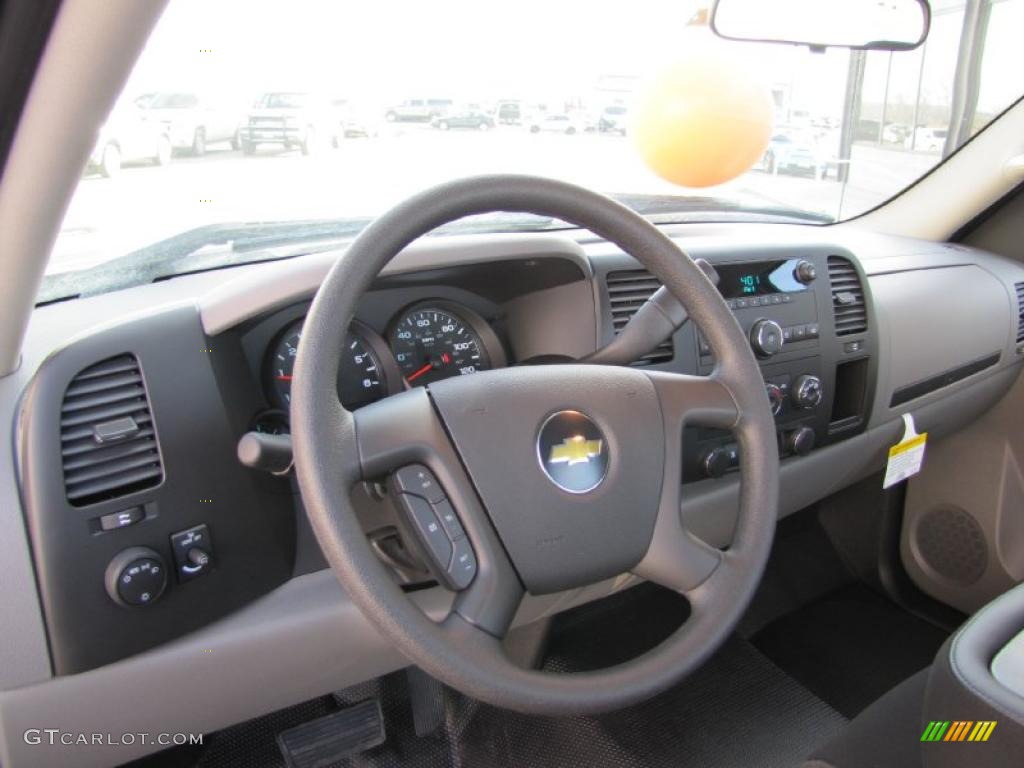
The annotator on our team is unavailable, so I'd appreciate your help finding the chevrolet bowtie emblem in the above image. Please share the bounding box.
[538,410,608,494]
[548,435,604,466]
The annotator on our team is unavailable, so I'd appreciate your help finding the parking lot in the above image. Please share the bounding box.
[53,123,940,275]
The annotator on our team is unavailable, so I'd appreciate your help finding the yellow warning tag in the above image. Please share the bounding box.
[883,413,927,489]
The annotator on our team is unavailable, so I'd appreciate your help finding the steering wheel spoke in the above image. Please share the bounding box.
[645,370,739,431]
[628,371,738,593]
[353,388,523,636]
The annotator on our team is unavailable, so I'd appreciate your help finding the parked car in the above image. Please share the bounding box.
[140,92,241,156]
[758,132,831,179]
[881,122,911,145]
[329,99,378,139]
[528,113,582,134]
[431,106,494,131]
[86,101,172,178]
[909,126,948,152]
[384,98,453,122]
[495,100,522,125]
[239,92,339,155]
[598,105,629,135]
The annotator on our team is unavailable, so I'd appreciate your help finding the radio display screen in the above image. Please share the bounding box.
[716,259,808,299]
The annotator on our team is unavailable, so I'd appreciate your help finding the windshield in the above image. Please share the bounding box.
[146,93,199,109]
[256,92,309,109]
[44,0,1024,301]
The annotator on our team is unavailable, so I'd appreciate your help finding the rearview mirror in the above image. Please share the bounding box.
[710,0,931,51]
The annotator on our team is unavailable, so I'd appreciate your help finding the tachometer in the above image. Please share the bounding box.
[390,304,490,386]
[269,321,388,410]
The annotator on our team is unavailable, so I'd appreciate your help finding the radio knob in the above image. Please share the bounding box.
[786,426,816,456]
[750,319,784,358]
[700,446,732,479]
[765,383,784,416]
[794,260,817,284]
[792,374,823,409]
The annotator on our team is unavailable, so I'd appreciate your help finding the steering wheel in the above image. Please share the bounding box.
[291,175,778,715]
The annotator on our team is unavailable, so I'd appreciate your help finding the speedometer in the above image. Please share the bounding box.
[390,304,490,386]
[269,321,388,410]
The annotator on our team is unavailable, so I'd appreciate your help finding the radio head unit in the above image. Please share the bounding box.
[715,258,815,299]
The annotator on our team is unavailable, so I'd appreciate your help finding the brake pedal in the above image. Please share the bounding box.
[277,699,385,768]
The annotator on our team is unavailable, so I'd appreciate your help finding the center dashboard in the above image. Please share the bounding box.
[11,227,1024,684]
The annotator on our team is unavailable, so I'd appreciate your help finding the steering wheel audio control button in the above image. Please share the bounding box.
[393,464,446,503]
[400,493,454,573]
[448,537,478,590]
[432,498,465,539]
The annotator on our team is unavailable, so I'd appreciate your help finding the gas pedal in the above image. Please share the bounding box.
[276,699,385,768]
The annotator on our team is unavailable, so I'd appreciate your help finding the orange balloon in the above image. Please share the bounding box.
[631,47,774,188]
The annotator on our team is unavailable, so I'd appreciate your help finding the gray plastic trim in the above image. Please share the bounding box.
[682,364,1021,548]
[992,628,1024,699]
[867,264,1015,427]
[0,569,636,768]
[199,233,590,336]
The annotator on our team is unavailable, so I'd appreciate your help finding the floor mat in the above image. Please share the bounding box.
[178,585,846,768]
[753,583,950,718]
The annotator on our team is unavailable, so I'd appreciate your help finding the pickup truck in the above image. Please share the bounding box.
[239,92,339,155]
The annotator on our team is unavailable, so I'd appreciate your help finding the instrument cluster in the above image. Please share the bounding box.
[263,300,505,417]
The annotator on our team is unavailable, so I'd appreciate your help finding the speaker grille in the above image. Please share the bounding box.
[916,505,987,586]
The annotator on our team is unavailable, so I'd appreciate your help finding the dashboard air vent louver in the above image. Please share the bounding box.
[60,354,163,506]
[1015,282,1024,343]
[606,269,674,365]
[827,256,868,336]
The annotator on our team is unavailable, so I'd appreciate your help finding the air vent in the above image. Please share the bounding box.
[827,256,868,336]
[1015,282,1024,343]
[606,269,674,365]
[60,354,163,506]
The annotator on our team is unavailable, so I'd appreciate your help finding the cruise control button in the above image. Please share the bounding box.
[401,493,453,569]
[448,537,477,590]
[806,323,819,338]
[393,464,446,503]
[433,498,464,539]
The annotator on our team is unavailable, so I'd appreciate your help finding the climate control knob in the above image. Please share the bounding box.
[791,374,823,409]
[793,259,817,284]
[749,319,784,358]
[105,547,168,608]
[786,426,816,456]
[765,383,784,416]
[700,447,732,479]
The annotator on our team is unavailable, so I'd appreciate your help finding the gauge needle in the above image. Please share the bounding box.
[276,375,293,381]
[405,362,434,383]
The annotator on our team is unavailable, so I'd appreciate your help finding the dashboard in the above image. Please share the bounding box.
[3,224,1024,767]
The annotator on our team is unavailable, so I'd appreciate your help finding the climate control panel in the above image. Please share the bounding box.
[680,250,874,482]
